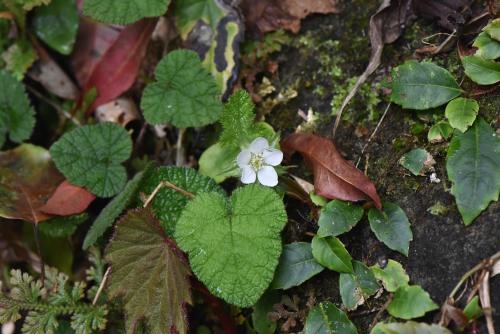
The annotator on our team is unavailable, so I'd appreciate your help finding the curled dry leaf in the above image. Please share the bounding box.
[413,0,473,32]
[40,180,96,216]
[241,0,339,35]
[281,133,381,208]
[95,97,140,126]
[83,18,156,114]
[0,144,64,223]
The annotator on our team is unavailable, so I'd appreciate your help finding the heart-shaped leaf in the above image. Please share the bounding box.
[84,0,170,25]
[50,122,132,198]
[175,184,287,307]
[271,242,324,290]
[390,61,461,110]
[311,236,353,273]
[0,144,64,223]
[339,261,379,310]
[304,302,357,334]
[387,285,438,319]
[447,118,500,225]
[445,97,479,133]
[106,208,192,334]
[368,202,412,256]
[317,200,364,237]
[281,133,381,208]
[141,49,223,128]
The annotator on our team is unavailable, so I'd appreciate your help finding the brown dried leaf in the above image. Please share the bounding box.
[40,180,95,216]
[281,133,381,208]
[440,299,469,328]
[413,0,472,32]
[241,0,339,35]
[0,144,64,223]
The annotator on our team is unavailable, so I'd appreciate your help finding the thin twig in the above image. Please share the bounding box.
[369,294,393,331]
[176,128,186,167]
[143,180,195,208]
[32,224,45,286]
[26,85,81,126]
[356,102,391,168]
[92,267,111,305]
[479,271,495,334]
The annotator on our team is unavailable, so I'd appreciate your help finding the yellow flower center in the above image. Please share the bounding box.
[249,152,265,171]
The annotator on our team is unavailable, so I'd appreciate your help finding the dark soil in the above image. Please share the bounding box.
[259,0,500,332]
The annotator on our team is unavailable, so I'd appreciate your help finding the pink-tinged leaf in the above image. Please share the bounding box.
[281,133,382,209]
[40,180,96,216]
[83,18,156,114]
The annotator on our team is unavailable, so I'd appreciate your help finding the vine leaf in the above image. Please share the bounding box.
[175,184,287,307]
[445,97,479,133]
[40,181,95,216]
[83,0,170,25]
[138,166,224,235]
[83,169,149,250]
[446,118,500,225]
[317,200,364,237]
[105,208,192,334]
[271,242,324,290]
[281,133,381,208]
[368,202,413,256]
[390,60,461,110]
[50,122,132,198]
[311,236,353,273]
[387,285,438,320]
[0,144,64,224]
[0,70,36,148]
[304,302,357,334]
[339,261,379,310]
[141,49,223,128]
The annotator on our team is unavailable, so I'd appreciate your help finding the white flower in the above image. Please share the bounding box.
[236,137,283,187]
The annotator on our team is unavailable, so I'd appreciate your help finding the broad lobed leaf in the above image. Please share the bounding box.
[84,0,170,25]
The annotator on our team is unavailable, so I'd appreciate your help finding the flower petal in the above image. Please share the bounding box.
[236,149,251,168]
[249,137,269,153]
[257,166,278,187]
[241,166,256,184]
[263,149,283,166]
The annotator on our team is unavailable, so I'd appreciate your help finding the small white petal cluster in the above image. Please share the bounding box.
[237,137,283,187]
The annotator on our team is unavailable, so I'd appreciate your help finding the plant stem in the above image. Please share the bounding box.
[143,180,195,208]
[32,224,45,286]
[93,267,111,305]
[176,128,186,166]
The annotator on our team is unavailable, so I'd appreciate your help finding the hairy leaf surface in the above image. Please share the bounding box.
[175,184,287,307]
[84,0,170,25]
[50,123,132,198]
[106,209,192,334]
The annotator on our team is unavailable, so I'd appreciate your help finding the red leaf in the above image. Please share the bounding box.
[83,18,156,114]
[40,181,95,216]
[281,133,381,208]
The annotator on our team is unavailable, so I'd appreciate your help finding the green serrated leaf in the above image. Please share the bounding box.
[32,0,78,55]
[175,184,287,307]
[483,18,500,41]
[83,0,170,25]
[387,285,438,320]
[463,296,482,321]
[138,166,224,235]
[13,0,51,11]
[339,261,379,310]
[462,55,500,85]
[428,120,453,143]
[106,208,192,334]
[371,321,451,334]
[198,143,240,183]
[83,169,149,249]
[445,97,479,133]
[40,213,89,238]
[399,148,430,176]
[390,61,461,110]
[446,118,500,225]
[311,236,353,273]
[473,32,500,60]
[141,49,222,128]
[50,123,132,198]
[368,202,412,256]
[317,200,364,237]
[220,90,257,148]
[0,70,35,147]
[371,260,409,292]
[304,302,358,334]
[271,242,325,290]
[1,40,37,80]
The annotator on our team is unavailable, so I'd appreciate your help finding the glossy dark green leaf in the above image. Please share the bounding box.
[339,261,379,310]
[317,200,364,237]
[271,242,324,290]
[399,149,430,176]
[368,202,412,256]
[311,236,353,273]
[32,0,79,55]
